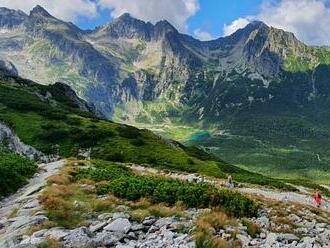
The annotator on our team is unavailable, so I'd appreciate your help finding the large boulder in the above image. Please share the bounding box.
[93,231,125,246]
[104,218,132,234]
[63,227,95,248]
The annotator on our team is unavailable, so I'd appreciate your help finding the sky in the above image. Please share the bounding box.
[1,0,330,45]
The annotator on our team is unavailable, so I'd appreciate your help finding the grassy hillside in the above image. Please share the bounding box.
[187,111,330,185]
[0,73,295,191]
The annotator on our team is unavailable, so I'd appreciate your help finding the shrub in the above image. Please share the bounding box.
[130,138,146,146]
[196,211,232,232]
[117,125,141,139]
[78,164,258,218]
[37,239,61,248]
[195,235,240,248]
[76,163,130,182]
[65,117,82,126]
[108,176,158,201]
[47,174,71,185]
[0,150,37,197]
[39,128,69,142]
[105,152,125,162]
[242,218,261,238]
[40,110,67,120]
[195,211,241,248]
[40,184,81,228]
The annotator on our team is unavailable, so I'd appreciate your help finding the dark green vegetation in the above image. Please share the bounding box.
[77,161,258,217]
[183,65,330,184]
[0,73,295,191]
[188,108,330,184]
[0,150,37,197]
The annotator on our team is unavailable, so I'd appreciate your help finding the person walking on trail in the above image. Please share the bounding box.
[227,175,234,189]
[313,190,322,207]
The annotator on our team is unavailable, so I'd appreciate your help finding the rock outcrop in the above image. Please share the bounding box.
[0,122,43,160]
[0,60,18,77]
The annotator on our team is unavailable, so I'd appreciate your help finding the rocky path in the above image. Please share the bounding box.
[239,188,330,212]
[0,162,329,248]
[0,159,66,247]
[130,165,330,213]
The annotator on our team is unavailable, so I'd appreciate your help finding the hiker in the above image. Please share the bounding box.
[313,190,322,207]
[227,175,234,188]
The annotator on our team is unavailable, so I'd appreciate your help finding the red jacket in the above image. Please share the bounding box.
[314,193,322,204]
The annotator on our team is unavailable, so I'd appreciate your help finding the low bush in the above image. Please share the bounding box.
[78,163,258,217]
[37,239,61,248]
[195,235,241,248]
[0,150,37,197]
[242,218,261,238]
[39,128,69,142]
[40,183,82,228]
[130,138,146,146]
[76,161,130,182]
[117,125,141,139]
[195,211,241,248]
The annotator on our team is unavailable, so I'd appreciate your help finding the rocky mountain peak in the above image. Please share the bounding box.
[155,20,177,32]
[0,60,18,77]
[95,12,152,40]
[0,7,28,28]
[154,20,178,39]
[30,5,53,18]
[93,13,179,41]
[115,13,134,22]
[243,21,305,58]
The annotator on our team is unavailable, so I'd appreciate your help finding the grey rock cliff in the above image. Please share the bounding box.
[0,122,43,160]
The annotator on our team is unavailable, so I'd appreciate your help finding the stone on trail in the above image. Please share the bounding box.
[94,231,125,246]
[63,227,95,248]
[89,221,107,233]
[104,218,132,234]
[98,213,112,221]
[44,227,69,241]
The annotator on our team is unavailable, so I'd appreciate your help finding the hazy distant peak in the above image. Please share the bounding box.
[30,5,53,18]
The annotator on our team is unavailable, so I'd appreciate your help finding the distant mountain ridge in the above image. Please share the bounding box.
[1,5,330,182]
[0,5,329,120]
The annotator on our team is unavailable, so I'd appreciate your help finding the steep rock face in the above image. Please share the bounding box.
[94,13,154,40]
[0,7,27,28]
[0,6,119,116]
[25,7,118,84]
[0,59,18,76]
[48,82,102,116]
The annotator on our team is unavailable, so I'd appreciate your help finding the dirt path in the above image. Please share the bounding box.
[239,187,330,212]
[0,160,66,247]
[130,165,330,213]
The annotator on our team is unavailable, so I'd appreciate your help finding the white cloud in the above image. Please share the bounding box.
[98,0,200,31]
[0,0,98,22]
[194,28,213,41]
[258,0,330,45]
[222,0,330,45]
[0,0,200,34]
[223,17,251,36]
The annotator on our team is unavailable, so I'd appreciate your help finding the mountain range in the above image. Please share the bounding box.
[0,5,330,182]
